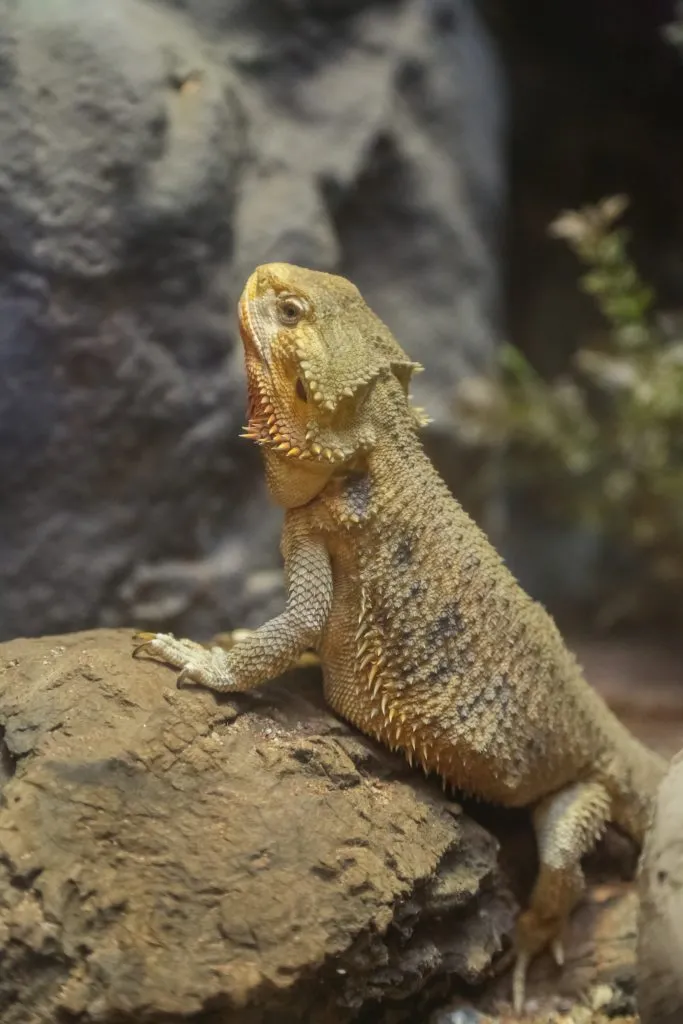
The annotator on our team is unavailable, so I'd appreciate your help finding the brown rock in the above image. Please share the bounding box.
[637,749,683,1024]
[0,629,514,1023]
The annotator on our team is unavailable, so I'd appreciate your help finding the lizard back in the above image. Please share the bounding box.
[307,392,659,816]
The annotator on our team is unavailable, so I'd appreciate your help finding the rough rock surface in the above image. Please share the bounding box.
[0,0,503,643]
[637,749,683,1024]
[0,629,514,1024]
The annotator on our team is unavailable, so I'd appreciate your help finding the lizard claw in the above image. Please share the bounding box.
[512,950,530,1015]
[132,631,167,659]
[551,936,565,967]
[177,665,198,689]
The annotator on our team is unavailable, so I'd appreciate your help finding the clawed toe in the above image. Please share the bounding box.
[131,632,205,664]
[551,936,565,967]
[177,665,200,688]
[131,631,176,661]
[132,636,158,659]
[512,950,530,1014]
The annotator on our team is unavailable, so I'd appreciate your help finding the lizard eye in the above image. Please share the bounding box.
[277,294,305,326]
[295,377,308,402]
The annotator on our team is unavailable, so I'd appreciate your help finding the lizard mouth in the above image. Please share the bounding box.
[239,375,349,465]
[238,298,349,466]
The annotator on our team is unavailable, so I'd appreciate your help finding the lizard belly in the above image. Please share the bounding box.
[318,530,590,807]
[322,654,577,805]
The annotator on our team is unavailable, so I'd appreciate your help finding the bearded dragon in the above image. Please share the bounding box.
[134,263,667,1011]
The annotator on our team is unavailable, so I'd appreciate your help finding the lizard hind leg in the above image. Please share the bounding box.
[512,779,612,1013]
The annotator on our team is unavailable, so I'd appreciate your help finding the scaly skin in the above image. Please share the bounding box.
[134,263,667,1011]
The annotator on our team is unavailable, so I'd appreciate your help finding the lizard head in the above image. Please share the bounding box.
[238,262,426,506]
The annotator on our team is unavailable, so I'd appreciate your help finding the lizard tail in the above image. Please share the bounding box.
[607,740,668,845]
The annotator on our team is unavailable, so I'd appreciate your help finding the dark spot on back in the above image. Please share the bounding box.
[427,657,451,684]
[344,472,371,520]
[392,534,414,568]
[425,599,464,648]
[491,673,512,707]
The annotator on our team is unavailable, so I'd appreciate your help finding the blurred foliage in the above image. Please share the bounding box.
[455,195,683,629]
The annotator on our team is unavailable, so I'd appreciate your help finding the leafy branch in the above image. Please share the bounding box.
[454,196,683,628]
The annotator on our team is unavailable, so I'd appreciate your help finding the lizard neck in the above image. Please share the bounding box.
[363,376,436,489]
[365,420,446,507]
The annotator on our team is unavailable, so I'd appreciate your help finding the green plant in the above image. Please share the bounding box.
[455,195,683,628]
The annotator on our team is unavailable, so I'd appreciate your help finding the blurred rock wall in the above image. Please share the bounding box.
[0,0,504,642]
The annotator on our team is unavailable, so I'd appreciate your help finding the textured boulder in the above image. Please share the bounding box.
[0,0,503,642]
[637,750,683,1024]
[0,629,514,1023]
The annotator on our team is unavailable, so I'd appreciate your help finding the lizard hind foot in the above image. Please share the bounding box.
[511,909,566,1014]
[511,936,565,1013]
[509,779,612,1012]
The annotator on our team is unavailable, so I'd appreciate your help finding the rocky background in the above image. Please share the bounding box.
[0,0,503,643]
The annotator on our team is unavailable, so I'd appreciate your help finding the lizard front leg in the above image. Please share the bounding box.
[133,535,332,692]
[513,779,612,1012]
[212,630,321,669]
